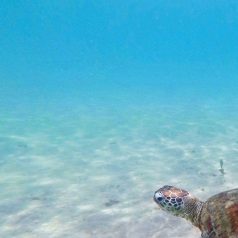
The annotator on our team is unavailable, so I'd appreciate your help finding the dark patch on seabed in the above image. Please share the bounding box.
[104,199,120,207]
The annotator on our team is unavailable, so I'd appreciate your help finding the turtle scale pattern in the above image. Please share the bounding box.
[200,188,238,238]
[154,186,238,238]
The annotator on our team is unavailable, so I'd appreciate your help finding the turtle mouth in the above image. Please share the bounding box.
[153,198,163,210]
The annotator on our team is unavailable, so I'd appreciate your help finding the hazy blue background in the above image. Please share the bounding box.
[1,0,238,112]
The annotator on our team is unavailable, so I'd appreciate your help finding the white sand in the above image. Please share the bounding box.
[1,105,238,237]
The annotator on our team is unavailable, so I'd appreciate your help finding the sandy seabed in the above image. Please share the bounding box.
[1,105,238,237]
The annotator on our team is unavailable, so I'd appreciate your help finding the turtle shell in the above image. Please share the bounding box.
[200,188,238,238]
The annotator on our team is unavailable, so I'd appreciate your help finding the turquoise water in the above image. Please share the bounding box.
[1,97,238,237]
[1,1,238,237]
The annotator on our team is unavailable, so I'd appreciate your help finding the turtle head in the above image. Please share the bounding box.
[154,185,200,220]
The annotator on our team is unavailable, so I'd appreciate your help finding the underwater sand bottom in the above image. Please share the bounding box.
[1,107,238,237]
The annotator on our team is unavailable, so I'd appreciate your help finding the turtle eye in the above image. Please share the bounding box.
[157,196,163,202]
[154,192,164,203]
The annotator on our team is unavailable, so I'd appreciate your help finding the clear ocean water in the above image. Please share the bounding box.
[1,1,238,237]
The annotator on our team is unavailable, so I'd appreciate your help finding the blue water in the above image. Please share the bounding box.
[1,1,238,237]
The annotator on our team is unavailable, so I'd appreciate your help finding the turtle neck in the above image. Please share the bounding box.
[183,198,204,228]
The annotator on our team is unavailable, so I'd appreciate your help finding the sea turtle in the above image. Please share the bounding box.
[154,185,238,238]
